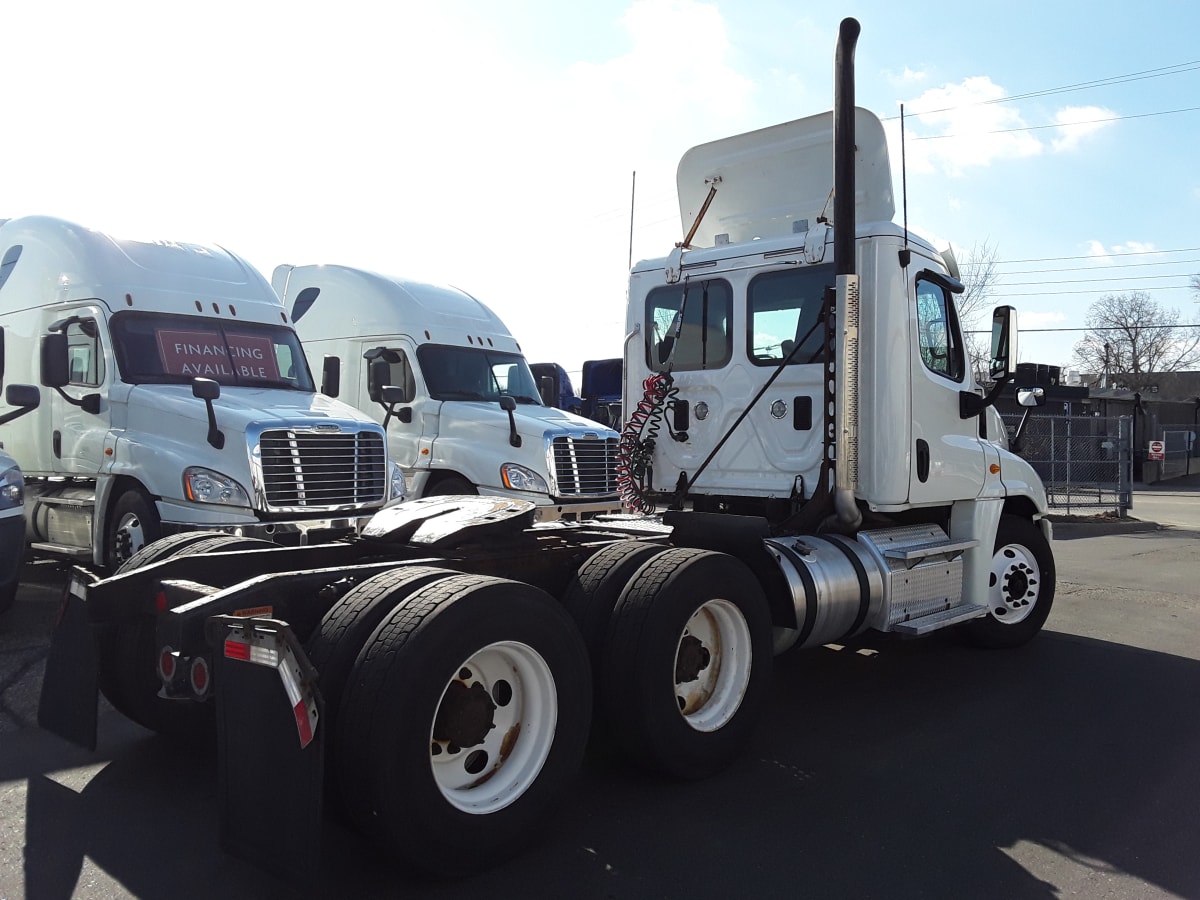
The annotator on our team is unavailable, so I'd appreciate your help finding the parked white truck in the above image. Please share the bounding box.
[0,216,402,570]
[41,18,1054,884]
[271,264,622,520]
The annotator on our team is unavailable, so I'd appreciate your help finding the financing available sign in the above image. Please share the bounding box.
[156,329,281,383]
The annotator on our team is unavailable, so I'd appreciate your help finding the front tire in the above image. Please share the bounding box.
[600,548,773,780]
[424,475,478,497]
[106,488,162,572]
[964,515,1056,649]
[337,573,591,877]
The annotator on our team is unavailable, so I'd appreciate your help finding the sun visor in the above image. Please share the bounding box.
[676,107,894,249]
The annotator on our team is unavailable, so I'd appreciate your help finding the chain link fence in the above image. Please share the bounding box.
[1002,414,1132,516]
[1147,422,1199,481]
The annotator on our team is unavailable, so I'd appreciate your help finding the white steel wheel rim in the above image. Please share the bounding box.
[673,598,753,733]
[428,640,558,815]
[989,542,1042,625]
[116,512,147,560]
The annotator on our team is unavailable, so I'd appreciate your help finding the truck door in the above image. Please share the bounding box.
[907,273,986,504]
[48,311,110,475]
[358,339,428,472]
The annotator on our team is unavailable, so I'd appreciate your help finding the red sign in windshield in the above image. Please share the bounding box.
[156,329,281,383]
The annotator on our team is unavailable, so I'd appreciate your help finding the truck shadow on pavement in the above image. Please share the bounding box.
[12,626,1200,900]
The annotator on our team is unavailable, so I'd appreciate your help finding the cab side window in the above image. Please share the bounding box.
[383,349,416,403]
[66,321,104,387]
[645,280,732,371]
[915,278,965,382]
[748,265,832,365]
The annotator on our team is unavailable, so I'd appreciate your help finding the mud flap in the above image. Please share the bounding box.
[37,575,99,750]
[208,616,324,883]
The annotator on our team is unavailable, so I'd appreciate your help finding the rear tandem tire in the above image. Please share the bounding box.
[600,547,774,781]
[963,515,1056,649]
[305,565,459,804]
[337,573,592,877]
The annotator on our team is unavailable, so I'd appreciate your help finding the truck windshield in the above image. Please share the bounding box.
[109,311,315,391]
[417,345,543,404]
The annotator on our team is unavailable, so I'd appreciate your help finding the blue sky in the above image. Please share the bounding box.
[6,0,1199,382]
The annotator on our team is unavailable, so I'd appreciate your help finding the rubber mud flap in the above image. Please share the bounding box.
[37,578,99,750]
[211,617,324,884]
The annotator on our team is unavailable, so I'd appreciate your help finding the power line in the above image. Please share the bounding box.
[994,285,1190,297]
[1003,257,1200,275]
[996,246,1200,266]
[882,60,1200,120]
[912,105,1200,140]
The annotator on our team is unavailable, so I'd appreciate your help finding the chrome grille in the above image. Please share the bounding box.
[551,436,619,497]
[258,429,387,510]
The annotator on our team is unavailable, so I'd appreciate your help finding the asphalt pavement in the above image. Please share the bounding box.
[1,487,1199,899]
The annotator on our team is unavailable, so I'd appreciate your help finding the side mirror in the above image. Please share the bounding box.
[192,377,221,401]
[499,395,517,412]
[192,378,224,449]
[538,375,556,408]
[1017,386,1045,408]
[40,333,70,388]
[321,355,340,398]
[379,384,412,427]
[989,305,1018,381]
[0,383,40,426]
[367,358,390,404]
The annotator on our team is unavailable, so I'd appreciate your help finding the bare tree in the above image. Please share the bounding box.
[953,240,1000,380]
[1071,291,1200,389]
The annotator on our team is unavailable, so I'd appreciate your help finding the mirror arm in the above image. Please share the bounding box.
[959,374,1012,420]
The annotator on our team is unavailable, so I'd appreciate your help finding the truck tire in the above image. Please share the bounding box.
[424,475,478,497]
[337,573,591,877]
[106,488,163,572]
[104,535,274,740]
[561,539,669,683]
[305,565,458,804]
[600,547,773,780]
[964,515,1056,649]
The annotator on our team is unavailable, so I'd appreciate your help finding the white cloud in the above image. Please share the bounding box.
[1051,106,1117,152]
[897,76,1042,176]
[886,67,929,88]
[1085,240,1160,265]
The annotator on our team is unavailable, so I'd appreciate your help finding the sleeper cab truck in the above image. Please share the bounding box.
[272,264,623,521]
[0,216,402,571]
[37,17,1055,883]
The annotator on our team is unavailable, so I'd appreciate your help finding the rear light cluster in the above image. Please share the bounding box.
[157,644,213,702]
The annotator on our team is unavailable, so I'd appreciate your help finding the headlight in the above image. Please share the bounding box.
[0,464,24,511]
[183,467,251,507]
[389,460,407,501]
[500,463,548,494]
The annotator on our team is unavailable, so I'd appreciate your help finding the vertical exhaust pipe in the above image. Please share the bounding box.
[833,17,863,530]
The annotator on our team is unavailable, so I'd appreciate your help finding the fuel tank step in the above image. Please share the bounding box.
[890,603,987,636]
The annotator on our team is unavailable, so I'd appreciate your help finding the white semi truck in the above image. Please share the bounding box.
[40,19,1054,883]
[0,216,402,570]
[271,264,622,520]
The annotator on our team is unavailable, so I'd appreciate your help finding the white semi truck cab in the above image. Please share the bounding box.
[0,216,401,570]
[273,264,622,521]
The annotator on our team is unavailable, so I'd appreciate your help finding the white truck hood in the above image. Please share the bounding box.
[123,384,376,436]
